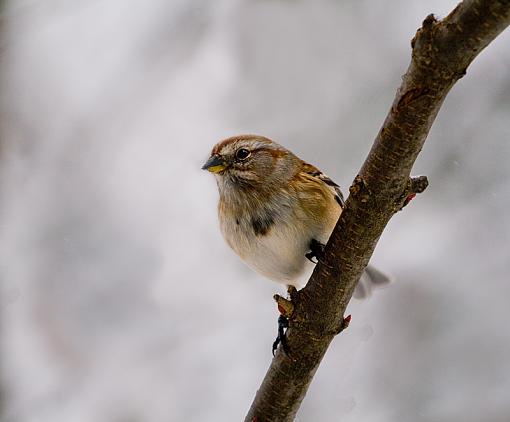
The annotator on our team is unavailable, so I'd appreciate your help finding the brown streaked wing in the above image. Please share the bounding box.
[301,163,345,208]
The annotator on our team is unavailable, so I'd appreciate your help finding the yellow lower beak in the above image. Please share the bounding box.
[202,155,226,173]
[206,165,226,173]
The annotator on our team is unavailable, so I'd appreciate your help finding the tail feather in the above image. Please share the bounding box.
[353,265,392,299]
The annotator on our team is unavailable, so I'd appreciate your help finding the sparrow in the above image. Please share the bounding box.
[203,134,389,291]
[202,135,390,352]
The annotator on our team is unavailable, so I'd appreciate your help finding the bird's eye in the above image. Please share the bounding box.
[235,148,251,161]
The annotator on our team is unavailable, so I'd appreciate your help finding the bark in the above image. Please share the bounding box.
[245,1,510,421]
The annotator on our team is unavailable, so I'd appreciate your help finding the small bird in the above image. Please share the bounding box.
[202,134,390,298]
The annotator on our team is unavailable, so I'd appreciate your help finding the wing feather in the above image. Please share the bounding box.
[301,163,345,208]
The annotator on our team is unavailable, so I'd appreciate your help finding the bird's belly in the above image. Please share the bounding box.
[220,205,336,288]
[239,224,314,287]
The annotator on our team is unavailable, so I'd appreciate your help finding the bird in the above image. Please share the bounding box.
[202,134,390,299]
[202,134,391,354]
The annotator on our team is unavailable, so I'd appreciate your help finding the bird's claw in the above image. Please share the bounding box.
[272,314,290,356]
[305,251,317,263]
[306,239,326,264]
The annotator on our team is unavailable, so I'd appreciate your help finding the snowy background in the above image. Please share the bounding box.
[1,1,510,421]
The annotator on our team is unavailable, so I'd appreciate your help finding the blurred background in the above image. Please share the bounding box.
[1,1,509,421]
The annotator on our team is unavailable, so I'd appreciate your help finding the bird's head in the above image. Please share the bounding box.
[202,135,299,191]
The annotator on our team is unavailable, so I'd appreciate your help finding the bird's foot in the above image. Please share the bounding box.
[305,239,326,264]
[272,314,290,356]
[272,286,298,356]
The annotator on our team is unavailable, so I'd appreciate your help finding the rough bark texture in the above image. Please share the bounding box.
[245,1,510,421]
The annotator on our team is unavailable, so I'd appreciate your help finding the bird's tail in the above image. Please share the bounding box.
[353,265,393,299]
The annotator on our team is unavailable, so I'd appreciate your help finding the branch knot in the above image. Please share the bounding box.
[397,175,429,211]
[349,175,371,203]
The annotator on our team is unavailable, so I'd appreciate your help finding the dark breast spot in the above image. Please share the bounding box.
[251,213,275,236]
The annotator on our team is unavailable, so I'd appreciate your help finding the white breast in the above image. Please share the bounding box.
[244,222,312,286]
[220,210,333,288]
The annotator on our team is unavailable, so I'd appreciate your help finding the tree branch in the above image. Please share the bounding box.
[245,1,510,421]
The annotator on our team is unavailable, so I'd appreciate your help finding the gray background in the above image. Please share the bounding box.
[1,1,509,421]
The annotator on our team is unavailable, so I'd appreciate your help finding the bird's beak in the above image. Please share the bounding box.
[201,154,226,173]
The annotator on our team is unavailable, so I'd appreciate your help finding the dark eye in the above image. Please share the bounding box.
[235,148,251,161]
